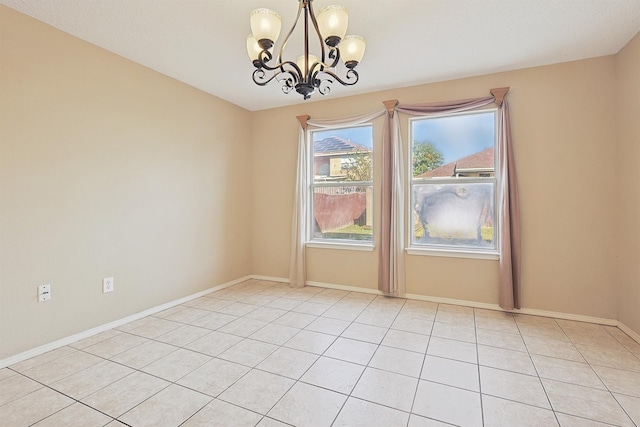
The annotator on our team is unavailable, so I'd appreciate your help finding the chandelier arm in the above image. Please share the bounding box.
[307,1,327,67]
[248,0,363,100]
[256,49,273,67]
[317,68,359,86]
[257,53,304,78]
[253,68,301,90]
[315,74,334,96]
[276,72,298,94]
[305,54,339,71]
[299,50,338,75]
[277,0,304,67]
[323,47,341,69]
[252,68,285,86]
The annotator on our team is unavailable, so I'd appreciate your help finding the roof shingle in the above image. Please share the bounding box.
[417,147,494,178]
[314,136,369,154]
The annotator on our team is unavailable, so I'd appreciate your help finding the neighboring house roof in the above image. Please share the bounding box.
[417,147,494,178]
[315,136,370,155]
[419,162,456,178]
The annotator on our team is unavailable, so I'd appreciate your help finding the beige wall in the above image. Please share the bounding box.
[616,32,640,334]
[0,6,252,359]
[251,57,620,319]
[2,6,637,360]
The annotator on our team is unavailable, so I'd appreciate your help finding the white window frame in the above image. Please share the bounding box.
[307,124,374,250]
[407,109,500,260]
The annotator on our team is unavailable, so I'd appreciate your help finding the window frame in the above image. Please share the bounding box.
[406,108,500,259]
[306,124,375,250]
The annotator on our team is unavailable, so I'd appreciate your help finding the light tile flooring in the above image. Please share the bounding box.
[2,279,640,427]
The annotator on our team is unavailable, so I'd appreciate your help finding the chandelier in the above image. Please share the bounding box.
[246,0,366,100]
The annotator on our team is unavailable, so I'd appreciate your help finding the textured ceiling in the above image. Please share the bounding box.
[2,0,640,111]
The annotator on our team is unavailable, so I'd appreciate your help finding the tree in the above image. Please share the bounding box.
[413,141,444,177]
[345,149,372,182]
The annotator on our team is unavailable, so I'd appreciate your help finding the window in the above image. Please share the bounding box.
[309,125,373,243]
[409,110,497,253]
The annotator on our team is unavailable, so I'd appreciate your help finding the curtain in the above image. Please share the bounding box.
[497,99,521,309]
[378,106,406,296]
[390,111,406,296]
[289,109,386,288]
[289,124,309,288]
[381,91,520,309]
[290,90,520,310]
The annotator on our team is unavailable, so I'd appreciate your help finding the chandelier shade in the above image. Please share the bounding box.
[297,54,321,75]
[247,0,366,100]
[250,8,282,48]
[341,35,366,66]
[316,5,348,45]
[246,35,262,62]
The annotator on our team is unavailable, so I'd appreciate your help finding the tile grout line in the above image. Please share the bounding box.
[473,308,486,427]
[512,313,559,425]
[244,292,351,424]
[3,279,640,426]
[407,301,438,424]
[115,280,289,425]
[328,291,402,426]
[210,282,354,425]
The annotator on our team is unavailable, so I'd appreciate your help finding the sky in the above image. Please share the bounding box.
[411,111,495,164]
[310,111,495,162]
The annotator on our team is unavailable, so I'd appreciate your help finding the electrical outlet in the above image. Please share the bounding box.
[38,284,51,302]
[103,277,114,294]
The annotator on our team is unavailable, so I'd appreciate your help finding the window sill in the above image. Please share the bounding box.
[406,247,499,260]
[306,241,375,252]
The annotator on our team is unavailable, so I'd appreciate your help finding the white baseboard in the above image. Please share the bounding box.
[250,275,384,296]
[618,322,640,345]
[405,293,502,310]
[306,281,384,295]
[262,277,638,341]
[0,275,250,369]
[255,276,623,328]
[512,307,618,327]
[3,274,637,367]
[250,274,290,283]
[406,293,619,326]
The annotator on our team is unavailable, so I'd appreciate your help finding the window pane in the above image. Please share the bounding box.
[310,125,374,244]
[412,111,495,178]
[313,185,373,241]
[412,182,495,249]
[313,126,373,183]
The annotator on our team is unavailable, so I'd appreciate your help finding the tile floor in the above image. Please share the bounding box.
[2,279,640,426]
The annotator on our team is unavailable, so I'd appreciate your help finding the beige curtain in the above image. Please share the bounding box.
[381,90,520,309]
[289,109,386,288]
[497,99,521,309]
[289,124,309,288]
[378,104,406,296]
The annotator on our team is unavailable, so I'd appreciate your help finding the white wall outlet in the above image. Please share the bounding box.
[103,277,114,294]
[38,284,51,302]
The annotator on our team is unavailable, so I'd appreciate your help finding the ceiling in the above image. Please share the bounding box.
[2,0,640,111]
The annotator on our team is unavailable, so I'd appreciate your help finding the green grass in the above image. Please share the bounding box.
[327,222,493,242]
[481,226,493,242]
[331,224,373,235]
[321,224,373,240]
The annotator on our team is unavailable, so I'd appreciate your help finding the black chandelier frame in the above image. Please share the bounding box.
[251,0,359,100]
